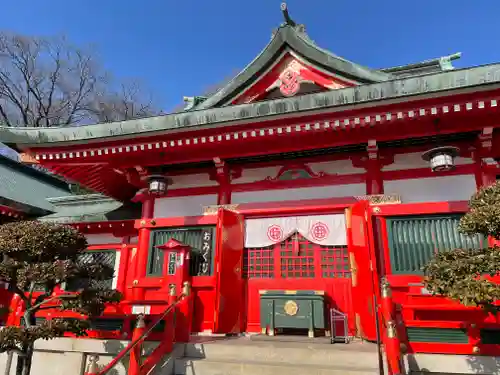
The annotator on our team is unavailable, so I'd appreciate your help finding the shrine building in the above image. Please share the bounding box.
[2,3,500,362]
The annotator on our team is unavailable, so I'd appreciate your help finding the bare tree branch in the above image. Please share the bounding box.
[0,31,162,127]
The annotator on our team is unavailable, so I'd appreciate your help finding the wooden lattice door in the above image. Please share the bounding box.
[244,232,354,333]
[245,233,351,279]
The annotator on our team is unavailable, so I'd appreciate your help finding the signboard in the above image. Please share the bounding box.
[354,194,401,205]
[167,252,177,275]
[203,204,239,215]
[200,229,213,276]
[132,305,151,315]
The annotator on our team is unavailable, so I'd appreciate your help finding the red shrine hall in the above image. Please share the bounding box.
[3,3,500,357]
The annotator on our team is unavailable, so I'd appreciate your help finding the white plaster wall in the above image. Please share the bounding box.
[154,194,217,218]
[384,175,476,203]
[383,152,473,171]
[170,173,217,189]
[235,160,364,184]
[235,166,282,183]
[232,184,366,204]
[309,159,365,175]
[85,234,123,245]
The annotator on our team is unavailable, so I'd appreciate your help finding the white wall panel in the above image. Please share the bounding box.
[170,173,217,189]
[236,166,282,184]
[309,160,364,175]
[383,152,473,171]
[235,161,364,185]
[232,184,366,204]
[153,194,217,218]
[384,175,476,203]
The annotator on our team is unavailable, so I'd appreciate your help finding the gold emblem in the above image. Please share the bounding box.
[284,300,298,316]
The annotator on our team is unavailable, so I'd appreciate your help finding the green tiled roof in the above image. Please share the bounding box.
[0,155,70,214]
[40,194,141,223]
[1,62,499,149]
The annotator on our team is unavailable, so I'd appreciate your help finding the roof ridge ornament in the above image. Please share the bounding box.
[183,96,207,111]
[279,3,307,35]
[281,2,296,27]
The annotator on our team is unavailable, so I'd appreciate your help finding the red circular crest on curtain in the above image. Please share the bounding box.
[310,222,329,242]
[267,225,283,242]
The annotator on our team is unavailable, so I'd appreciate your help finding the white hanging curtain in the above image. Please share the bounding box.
[244,214,347,248]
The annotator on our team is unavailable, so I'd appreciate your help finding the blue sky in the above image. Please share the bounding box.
[2,0,499,111]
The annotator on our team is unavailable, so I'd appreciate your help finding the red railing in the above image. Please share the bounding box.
[85,282,191,375]
[380,278,403,375]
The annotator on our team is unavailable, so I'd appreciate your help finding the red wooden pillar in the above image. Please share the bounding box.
[380,279,402,375]
[129,314,146,375]
[134,193,155,300]
[352,141,393,195]
[212,158,240,205]
[474,157,497,189]
[474,127,498,189]
[366,159,384,195]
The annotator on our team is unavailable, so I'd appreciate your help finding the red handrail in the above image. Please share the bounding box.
[380,279,403,375]
[89,294,185,375]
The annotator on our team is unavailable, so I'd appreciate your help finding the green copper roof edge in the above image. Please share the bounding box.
[0,154,70,192]
[195,25,391,110]
[39,215,127,223]
[47,194,115,206]
[381,52,462,73]
[2,62,500,147]
[293,30,392,82]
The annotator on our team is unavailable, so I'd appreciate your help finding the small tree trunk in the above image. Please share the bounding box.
[21,344,33,375]
[15,346,29,375]
[15,311,35,375]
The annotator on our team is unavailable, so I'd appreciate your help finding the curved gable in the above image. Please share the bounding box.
[194,24,393,110]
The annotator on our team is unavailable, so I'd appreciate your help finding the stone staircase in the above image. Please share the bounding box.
[175,336,382,375]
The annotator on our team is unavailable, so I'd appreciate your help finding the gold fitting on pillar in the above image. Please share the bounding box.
[169,284,177,296]
[182,281,191,296]
[386,320,397,339]
[87,355,100,374]
[381,278,392,298]
[140,220,146,226]
[135,314,146,328]
[472,346,480,354]
[150,219,156,226]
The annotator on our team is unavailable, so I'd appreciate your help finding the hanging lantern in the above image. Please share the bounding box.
[147,175,169,195]
[422,146,460,172]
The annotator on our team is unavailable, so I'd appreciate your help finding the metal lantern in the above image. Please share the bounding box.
[147,175,169,195]
[422,146,460,172]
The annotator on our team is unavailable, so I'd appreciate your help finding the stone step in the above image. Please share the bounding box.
[185,337,378,369]
[174,358,380,375]
[184,337,380,369]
